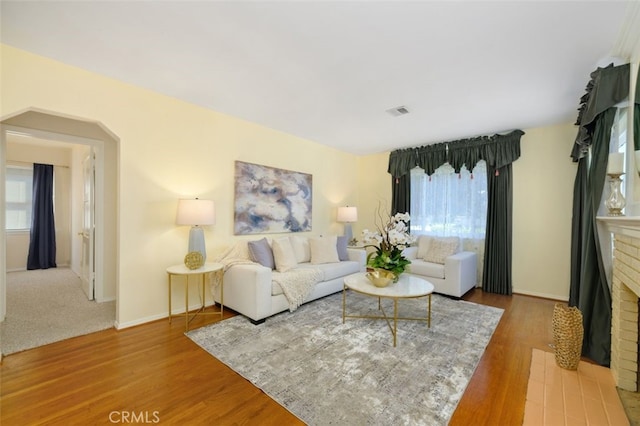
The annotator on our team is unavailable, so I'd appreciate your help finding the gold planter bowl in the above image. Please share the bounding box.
[366,269,396,288]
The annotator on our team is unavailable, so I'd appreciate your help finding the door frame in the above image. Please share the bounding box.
[1,125,106,310]
[81,151,96,300]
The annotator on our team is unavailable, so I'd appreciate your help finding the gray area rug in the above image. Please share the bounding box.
[187,291,503,425]
[1,268,115,355]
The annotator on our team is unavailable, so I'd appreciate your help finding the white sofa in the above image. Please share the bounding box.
[212,236,366,324]
[402,236,478,298]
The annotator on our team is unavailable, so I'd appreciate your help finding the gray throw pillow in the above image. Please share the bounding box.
[336,236,349,261]
[248,238,275,269]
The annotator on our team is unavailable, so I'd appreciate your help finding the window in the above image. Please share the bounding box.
[410,161,487,239]
[6,165,33,230]
[611,107,628,194]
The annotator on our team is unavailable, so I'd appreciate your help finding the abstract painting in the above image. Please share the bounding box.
[234,161,312,235]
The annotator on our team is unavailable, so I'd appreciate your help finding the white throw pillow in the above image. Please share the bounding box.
[416,235,433,259]
[309,236,340,264]
[289,235,311,263]
[272,237,299,272]
[423,237,460,264]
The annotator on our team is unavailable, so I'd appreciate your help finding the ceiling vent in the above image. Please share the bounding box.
[386,106,410,117]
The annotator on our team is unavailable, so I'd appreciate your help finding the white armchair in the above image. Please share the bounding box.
[403,245,477,298]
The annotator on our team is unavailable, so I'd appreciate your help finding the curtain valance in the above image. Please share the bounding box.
[571,63,630,161]
[388,129,524,178]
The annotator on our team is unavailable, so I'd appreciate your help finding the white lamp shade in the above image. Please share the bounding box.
[176,199,216,226]
[337,206,358,223]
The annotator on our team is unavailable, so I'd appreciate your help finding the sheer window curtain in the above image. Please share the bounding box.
[411,161,487,281]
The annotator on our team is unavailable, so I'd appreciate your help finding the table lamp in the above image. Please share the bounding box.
[176,198,216,261]
[337,206,358,243]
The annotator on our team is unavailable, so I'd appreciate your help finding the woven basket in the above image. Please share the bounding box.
[552,303,584,370]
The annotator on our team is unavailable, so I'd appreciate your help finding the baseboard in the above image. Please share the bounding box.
[513,289,568,302]
[115,314,166,330]
[115,301,217,330]
[7,264,70,273]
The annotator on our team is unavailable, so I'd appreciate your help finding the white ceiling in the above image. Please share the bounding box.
[1,1,638,155]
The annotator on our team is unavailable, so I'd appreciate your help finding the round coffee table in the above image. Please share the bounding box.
[343,272,435,347]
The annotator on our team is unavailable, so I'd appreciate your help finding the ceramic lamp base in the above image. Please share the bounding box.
[188,226,207,261]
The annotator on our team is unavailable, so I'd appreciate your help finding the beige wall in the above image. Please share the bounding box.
[1,44,359,327]
[356,152,393,236]
[5,139,73,271]
[513,123,576,300]
[356,124,576,301]
[1,44,576,329]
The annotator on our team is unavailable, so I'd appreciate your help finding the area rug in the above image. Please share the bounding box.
[187,291,503,425]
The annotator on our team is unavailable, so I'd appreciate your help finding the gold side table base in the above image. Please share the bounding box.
[167,263,224,331]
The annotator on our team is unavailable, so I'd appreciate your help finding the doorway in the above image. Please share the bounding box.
[0,108,119,347]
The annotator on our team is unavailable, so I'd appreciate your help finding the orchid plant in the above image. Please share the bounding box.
[362,210,416,277]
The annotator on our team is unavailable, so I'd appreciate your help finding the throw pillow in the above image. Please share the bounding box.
[336,236,349,261]
[272,237,299,272]
[309,236,340,264]
[247,238,275,269]
[289,235,311,263]
[416,235,433,259]
[423,237,460,264]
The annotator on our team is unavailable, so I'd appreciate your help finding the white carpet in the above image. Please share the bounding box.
[1,268,115,355]
[187,291,503,425]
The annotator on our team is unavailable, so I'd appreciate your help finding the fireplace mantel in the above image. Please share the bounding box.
[597,216,640,239]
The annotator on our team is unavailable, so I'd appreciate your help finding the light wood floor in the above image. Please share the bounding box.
[1,290,557,425]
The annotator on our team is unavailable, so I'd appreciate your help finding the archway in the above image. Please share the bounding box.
[0,108,119,330]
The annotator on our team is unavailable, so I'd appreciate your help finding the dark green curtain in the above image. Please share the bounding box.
[578,108,616,365]
[388,130,524,294]
[569,63,630,366]
[569,158,588,306]
[391,175,410,215]
[635,65,640,153]
[483,162,513,295]
[389,148,414,215]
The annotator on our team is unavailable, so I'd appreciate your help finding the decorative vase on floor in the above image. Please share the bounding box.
[552,303,584,370]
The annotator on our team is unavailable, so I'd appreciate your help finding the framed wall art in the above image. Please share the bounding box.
[234,161,312,235]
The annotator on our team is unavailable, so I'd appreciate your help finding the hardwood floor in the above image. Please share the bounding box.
[1,290,557,425]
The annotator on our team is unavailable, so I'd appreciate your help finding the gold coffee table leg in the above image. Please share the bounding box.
[393,298,398,347]
[342,285,346,324]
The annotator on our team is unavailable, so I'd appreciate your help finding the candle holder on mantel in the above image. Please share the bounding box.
[605,173,626,216]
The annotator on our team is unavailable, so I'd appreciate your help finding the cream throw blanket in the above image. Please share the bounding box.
[272,268,324,312]
[213,242,323,312]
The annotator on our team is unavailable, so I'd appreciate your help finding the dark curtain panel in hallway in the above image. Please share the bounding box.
[569,63,630,366]
[27,163,57,270]
[388,130,524,295]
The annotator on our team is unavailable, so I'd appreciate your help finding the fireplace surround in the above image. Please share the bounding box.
[599,216,640,392]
